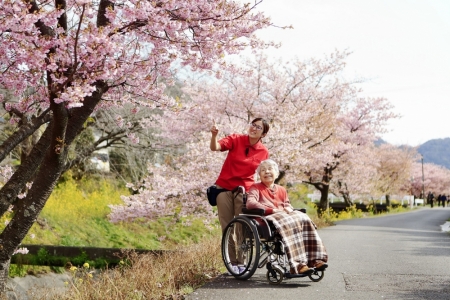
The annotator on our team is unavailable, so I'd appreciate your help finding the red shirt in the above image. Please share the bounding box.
[246,183,292,215]
[215,134,269,191]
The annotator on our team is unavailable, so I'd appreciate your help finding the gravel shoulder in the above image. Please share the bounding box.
[6,272,71,300]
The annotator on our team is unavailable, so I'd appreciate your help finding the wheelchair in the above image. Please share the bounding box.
[221,186,325,284]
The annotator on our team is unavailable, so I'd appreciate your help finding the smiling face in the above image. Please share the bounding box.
[247,120,265,140]
[258,161,279,187]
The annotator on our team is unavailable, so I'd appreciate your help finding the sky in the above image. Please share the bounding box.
[252,0,450,146]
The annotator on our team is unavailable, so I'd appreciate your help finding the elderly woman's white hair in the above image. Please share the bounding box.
[256,159,280,179]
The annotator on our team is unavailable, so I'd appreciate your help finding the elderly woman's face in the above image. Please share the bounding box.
[259,163,277,187]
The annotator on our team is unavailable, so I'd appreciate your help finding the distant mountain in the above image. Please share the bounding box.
[418,138,450,169]
[374,138,387,146]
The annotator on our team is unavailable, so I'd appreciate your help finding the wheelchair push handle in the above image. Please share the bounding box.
[232,185,247,207]
[234,186,265,215]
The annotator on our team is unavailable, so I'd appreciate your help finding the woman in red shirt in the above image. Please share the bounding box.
[210,118,269,230]
[247,159,328,274]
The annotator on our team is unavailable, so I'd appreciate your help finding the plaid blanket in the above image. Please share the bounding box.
[266,211,328,270]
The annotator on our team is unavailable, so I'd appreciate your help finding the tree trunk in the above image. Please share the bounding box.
[0,84,106,295]
[336,180,352,207]
[317,166,334,214]
[385,194,391,207]
[0,125,52,216]
[342,193,353,207]
[0,117,68,292]
[303,166,335,216]
[303,182,329,216]
[318,184,330,213]
[0,259,10,294]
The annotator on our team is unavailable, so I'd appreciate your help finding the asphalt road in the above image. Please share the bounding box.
[187,207,450,300]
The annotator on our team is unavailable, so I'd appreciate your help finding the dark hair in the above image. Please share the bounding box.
[251,117,270,135]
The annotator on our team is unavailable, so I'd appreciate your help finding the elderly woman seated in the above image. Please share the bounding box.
[246,159,328,275]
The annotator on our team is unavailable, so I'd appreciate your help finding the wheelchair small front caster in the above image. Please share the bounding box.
[266,264,284,284]
[308,269,325,282]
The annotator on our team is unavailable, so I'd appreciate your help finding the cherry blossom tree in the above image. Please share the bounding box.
[369,144,417,205]
[109,51,348,221]
[0,0,271,290]
[329,144,380,206]
[330,143,421,208]
[109,50,398,220]
[411,162,450,199]
[302,95,398,213]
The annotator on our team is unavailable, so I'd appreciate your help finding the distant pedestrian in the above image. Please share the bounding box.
[427,192,434,208]
[442,195,447,207]
[437,194,442,207]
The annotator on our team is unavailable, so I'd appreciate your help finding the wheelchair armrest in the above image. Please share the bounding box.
[242,208,265,215]
[294,208,307,213]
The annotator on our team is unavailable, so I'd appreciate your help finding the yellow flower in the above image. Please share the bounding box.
[70,266,77,271]
[83,262,89,268]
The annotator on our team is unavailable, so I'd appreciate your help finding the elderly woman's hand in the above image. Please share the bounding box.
[284,207,294,213]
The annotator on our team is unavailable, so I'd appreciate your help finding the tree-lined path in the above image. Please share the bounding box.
[187,208,450,300]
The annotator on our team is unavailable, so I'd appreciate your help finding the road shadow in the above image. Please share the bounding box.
[200,271,316,290]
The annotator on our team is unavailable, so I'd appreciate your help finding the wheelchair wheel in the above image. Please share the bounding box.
[266,264,284,284]
[308,269,325,282]
[222,216,260,280]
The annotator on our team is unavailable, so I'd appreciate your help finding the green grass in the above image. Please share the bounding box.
[9,263,61,278]
[6,173,221,279]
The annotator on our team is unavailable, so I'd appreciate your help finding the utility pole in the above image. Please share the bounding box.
[421,156,425,199]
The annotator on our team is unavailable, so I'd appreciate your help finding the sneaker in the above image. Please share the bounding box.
[238,266,247,273]
[313,260,328,271]
[226,265,243,276]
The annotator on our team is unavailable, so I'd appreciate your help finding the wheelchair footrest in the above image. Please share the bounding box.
[284,272,310,278]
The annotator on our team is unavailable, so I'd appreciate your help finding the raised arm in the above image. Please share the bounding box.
[210,119,221,151]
